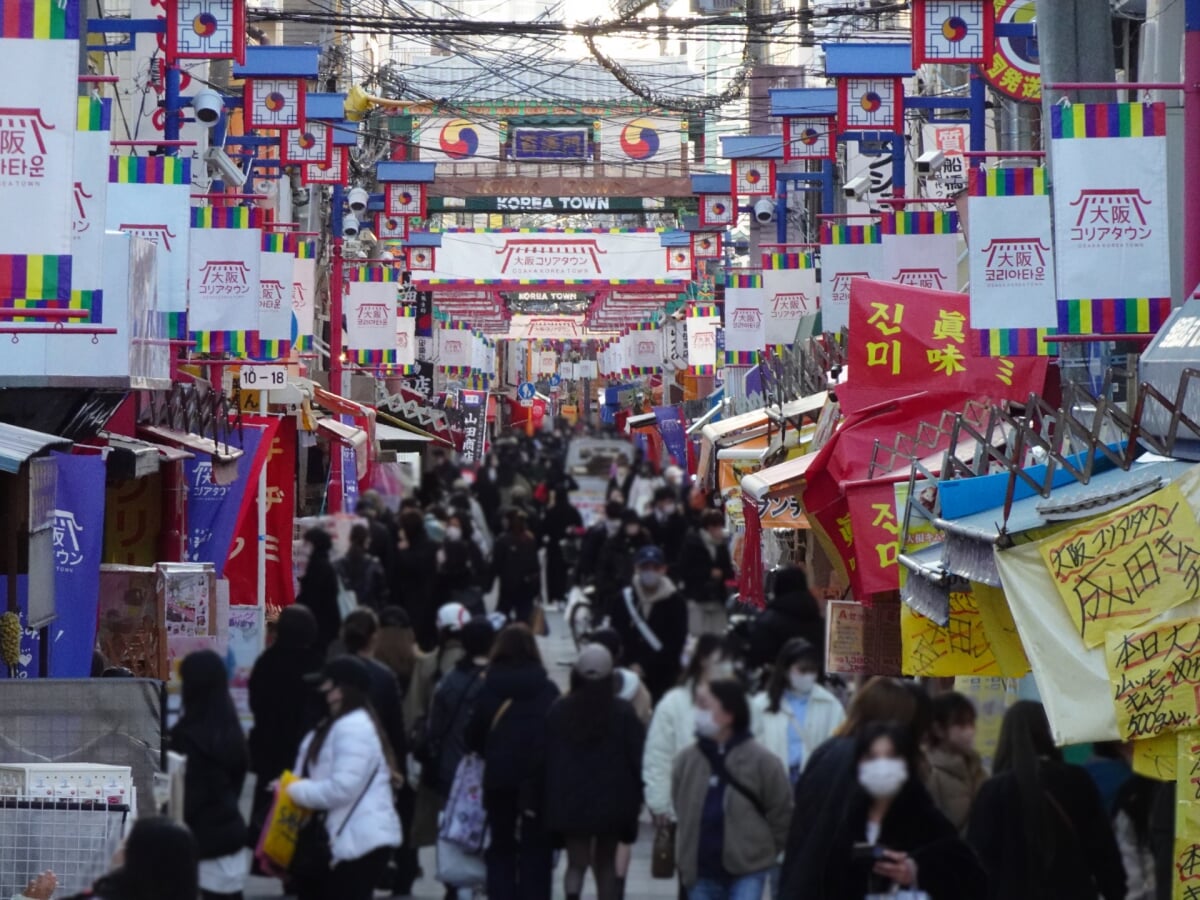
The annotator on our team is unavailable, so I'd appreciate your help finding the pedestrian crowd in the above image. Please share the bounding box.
[16,430,1156,900]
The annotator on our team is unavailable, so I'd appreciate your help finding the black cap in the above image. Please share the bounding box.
[303,655,371,693]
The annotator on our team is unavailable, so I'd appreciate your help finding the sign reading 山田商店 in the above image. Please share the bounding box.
[1050,102,1172,334]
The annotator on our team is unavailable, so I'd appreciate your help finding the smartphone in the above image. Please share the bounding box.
[851,842,885,864]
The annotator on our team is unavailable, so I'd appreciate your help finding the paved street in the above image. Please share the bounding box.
[247,607,678,899]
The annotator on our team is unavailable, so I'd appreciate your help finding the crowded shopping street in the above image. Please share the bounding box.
[5,0,1200,898]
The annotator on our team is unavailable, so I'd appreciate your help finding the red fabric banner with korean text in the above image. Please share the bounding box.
[838,278,1048,414]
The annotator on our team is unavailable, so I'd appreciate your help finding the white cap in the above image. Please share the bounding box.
[437,603,469,632]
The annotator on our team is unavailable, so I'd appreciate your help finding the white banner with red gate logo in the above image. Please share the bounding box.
[258,250,294,341]
[187,228,261,332]
[763,268,819,345]
[345,281,396,350]
[292,257,315,340]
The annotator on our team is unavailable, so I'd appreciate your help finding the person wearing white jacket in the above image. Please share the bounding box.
[288,656,403,900]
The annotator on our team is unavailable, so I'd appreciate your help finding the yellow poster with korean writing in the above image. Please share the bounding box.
[1104,617,1200,741]
[901,592,1003,677]
[1038,482,1200,649]
[1133,732,1178,782]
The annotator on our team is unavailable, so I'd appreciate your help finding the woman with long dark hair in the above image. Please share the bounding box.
[545,645,645,900]
[967,701,1126,900]
[54,817,200,900]
[394,509,439,650]
[438,511,488,614]
[492,509,542,625]
[170,649,249,900]
[297,527,340,655]
[287,655,403,900]
[466,624,561,900]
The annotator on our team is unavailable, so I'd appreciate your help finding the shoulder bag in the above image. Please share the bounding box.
[288,757,381,883]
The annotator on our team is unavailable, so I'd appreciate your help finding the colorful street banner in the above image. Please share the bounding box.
[185,424,265,577]
[346,280,397,352]
[396,306,417,369]
[438,324,474,373]
[967,166,1056,329]
[686,305,719,375]
[412,230,677,283]
[601,116,681,163]
[0,3,79,257]
[820,223,881,333]
[417,115,502,163]
[458,390,489,464]
[106,158,192,313]
[257,236,294,348]
[762,252,818,346]
[880,211,960,291]
[654,405,689,468]
[187,226,261,333]
[67,97,112,324]
[724,273,764,363]
[50,451,106,677]
[629,324,662,373]
[839,278,1048,413]
[291,239,315,348]
[1050,102,1171,319]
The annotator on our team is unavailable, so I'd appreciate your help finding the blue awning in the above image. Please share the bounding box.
[0,423,71,474]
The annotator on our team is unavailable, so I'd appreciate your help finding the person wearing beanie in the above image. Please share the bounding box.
[609,545,688,703]
[544,645,646,900]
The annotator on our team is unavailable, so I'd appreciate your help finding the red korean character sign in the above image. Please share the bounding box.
[839,278,1048,413]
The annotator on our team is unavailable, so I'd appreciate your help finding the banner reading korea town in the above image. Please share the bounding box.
[687,305,719,375]
[724,273,765,364]
[413,230,677,284]
[257,234,294,353]
[291,239,316,348]
[881,211,960,292]
[187,214,261,334]
[967,167,1057,329]
[345,280,397,351]
[762,251,818,346]
[820,224,881,333]
[1050,103,1171,322]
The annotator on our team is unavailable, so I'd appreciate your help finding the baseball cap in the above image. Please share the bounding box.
[575,644,614,680]
[303,655,371,693]
[437,602,469,632]
[634,545,666,567]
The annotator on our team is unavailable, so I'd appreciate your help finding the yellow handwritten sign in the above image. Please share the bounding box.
[1172,731,1200,900]
[1133,732,1178,782]
[1105,617,1200,740]
[1038,483,1200,648]
[901,592,1002,678]
[972,583,1031,679]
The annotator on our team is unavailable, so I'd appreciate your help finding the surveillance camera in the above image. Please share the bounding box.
[203,147,247,188]
[347,186,369,213]
[342,213,360,238]
[916,150,946,175]
[193,89,224,127]
[753,198,776,224]
[843,174,871,200]
[292,187,311,207]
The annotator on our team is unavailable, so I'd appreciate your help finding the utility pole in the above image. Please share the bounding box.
[1036,0,1116,120]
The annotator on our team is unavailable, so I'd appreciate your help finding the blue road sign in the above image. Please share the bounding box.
[517,381,536,401]
[549,373,562,387]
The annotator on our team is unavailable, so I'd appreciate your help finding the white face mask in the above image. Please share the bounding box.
[788,672,817,695]
[708,660,735,680]
[858,758,908,799]
[605,519,621,536]
[445,526,462,543]
[638,570,662,590]
[657,504,675,519]
[694,707,720,739]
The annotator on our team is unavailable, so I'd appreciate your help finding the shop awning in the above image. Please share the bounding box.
[0,422,71,474]
[100,431,194,479]
[698,392,828,481]
[137,425,243,465]
[376,421,434,443]
[313,385,374,420]
[741,449,820,503]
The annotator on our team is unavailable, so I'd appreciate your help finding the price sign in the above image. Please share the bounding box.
[239,365,288,390]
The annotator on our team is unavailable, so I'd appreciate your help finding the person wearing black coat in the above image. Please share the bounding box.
[640,486,688,571]
[541,486,584,604]
[967,701,1126,900]
[169,650,249,900]
[678,510,735,633]
[246,605,323,848]
[296,527,341,655]
[337,524,391,611]
[491,509,542,625]
[437,511,489,614]
[578,501,625,587]
[607,545,688,703]
[819,722,985,900]
[545,645,644,900]
[465,626,562,900]
[394,510,440,651]
[746,566,826,671]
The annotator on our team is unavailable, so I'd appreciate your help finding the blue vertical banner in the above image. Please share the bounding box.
[654,406,688,467]
[185,426,264,577]
[49,452,106,677]
[341,414,360,512]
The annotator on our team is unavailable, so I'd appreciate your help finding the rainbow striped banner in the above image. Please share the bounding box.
[724,350,758,366]
[762,251,813,270]
[4,291,99,325]
[162,311,188,341]
[420,278,680,287]
[190,207,261,229]
[689,304,719,318]
[880,211,958,235]
[109,155,190,185]
[726,273,762,289]
[820,223,880,245]
[291,237,316,258]
[1,0,79,39]
[976,328,1057,358]
[347,266,402,282]
[968,166,1046,197]
[77,96,111,132]
[0,254,71,302]
[192,330,251,355]
[262,232,287,253]
[1050,102,1167,139]
[352,349,397,366]
[1057,298,1171,335]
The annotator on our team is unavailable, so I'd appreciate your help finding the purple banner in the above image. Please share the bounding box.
[50,452,107,677]
[0,576,37,678]
[654,405,688,467]
[185,426,263,577]
[340,414,359,512]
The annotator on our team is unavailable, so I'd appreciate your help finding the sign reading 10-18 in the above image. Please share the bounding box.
[240,365,288,389]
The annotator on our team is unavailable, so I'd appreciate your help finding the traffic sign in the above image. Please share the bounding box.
[517,381,536,400]
[549,373,562,387]
[239,365,288,390]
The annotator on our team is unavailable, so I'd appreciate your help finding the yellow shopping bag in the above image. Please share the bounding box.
[256,770,311,870]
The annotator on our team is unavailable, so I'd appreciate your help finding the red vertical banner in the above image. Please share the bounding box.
[226,416,295,612]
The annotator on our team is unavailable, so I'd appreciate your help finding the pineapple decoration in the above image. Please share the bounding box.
[0,611,21,677]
